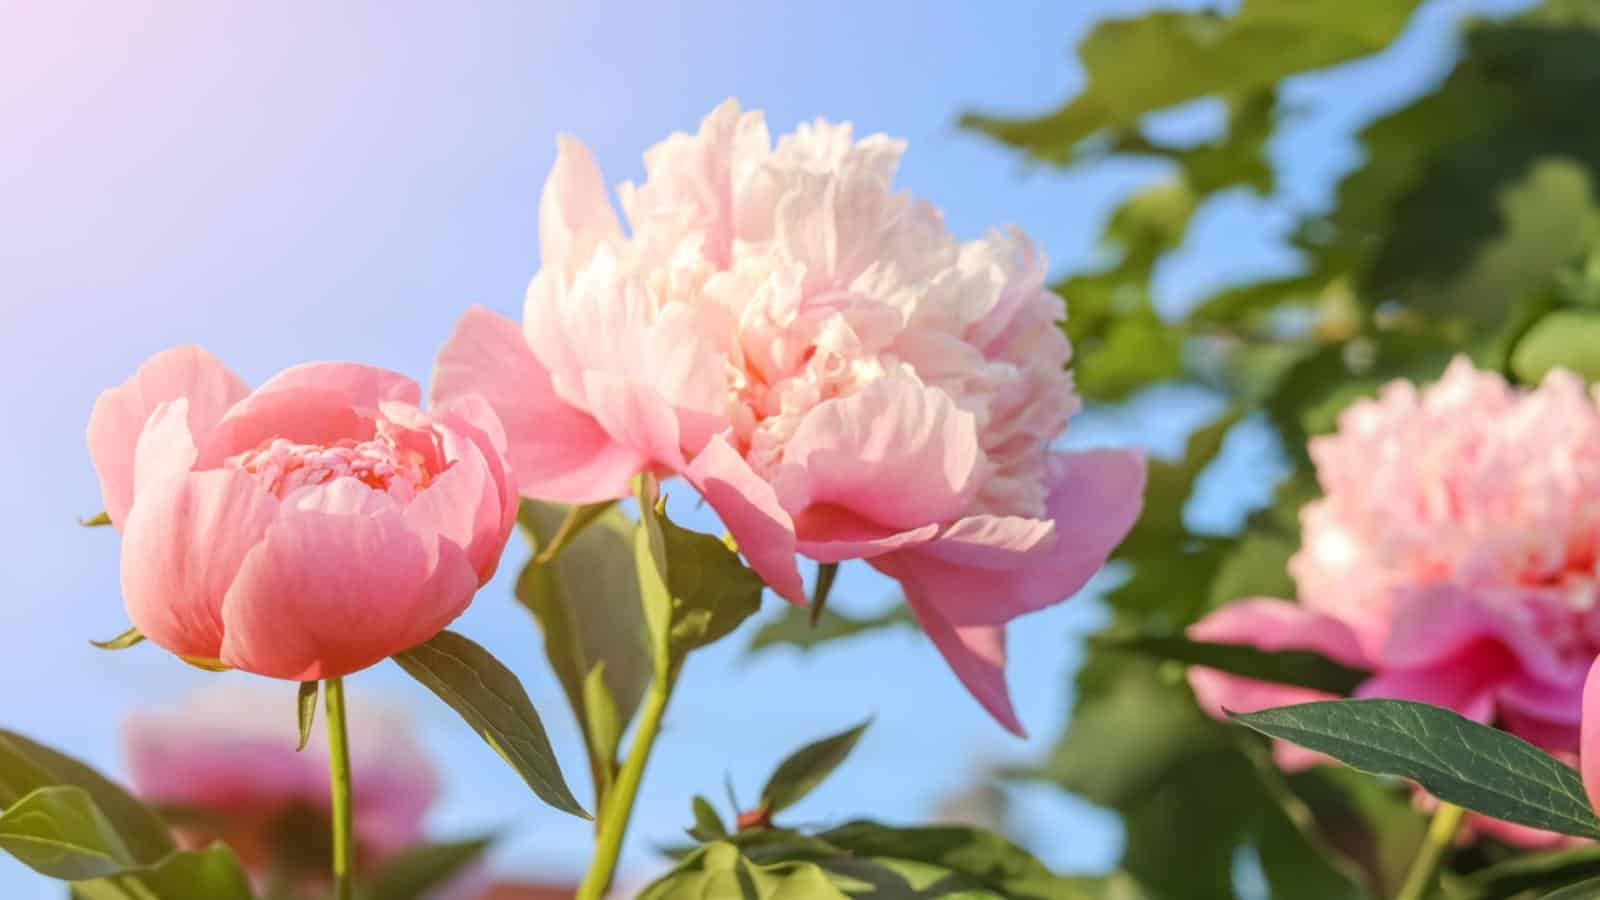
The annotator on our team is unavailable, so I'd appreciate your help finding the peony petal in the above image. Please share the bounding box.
[428,393,518,581]
[121,466,279,661]
[250,362,419,411]
[774,374,981,530]
[540,135,621,273]
[900,583,1023,736]
[581,370,686,471]
[895,448,1146,628]
[688,435,806,605]
[792,505,940,563]
[1582,656,1600,814]
[201,388,374,465]
[218,493,479,680]
[87,346,249,527]
[431,306,646,503]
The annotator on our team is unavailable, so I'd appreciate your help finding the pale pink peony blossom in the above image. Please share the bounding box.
[433,99,1145,733]
[1188,358,1600,844]
[88,348,517,680]
[124,684,485,898]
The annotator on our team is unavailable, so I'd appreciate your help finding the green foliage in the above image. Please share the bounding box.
[87,628,143,652]
[1233,700,1600,839]
[758,719,871,817]
[294,681,317,753]
[391,630,587,819]
[516,499,651,802]
[1091,632,1367,695]
[1452,845,1600,899]
[634,475,765,681]
[0,730,173,864]
[354,836,493,900]
[959,0,1600,895]
[746,604,914,656]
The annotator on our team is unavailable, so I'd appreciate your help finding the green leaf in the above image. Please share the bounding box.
[1206,531,1297,610]
[1232,699,1600,838]
[88,628,143,652]
[355,836,493,900]
[1116,409,1240,559]
[634,475,765,680]
[1541,877,1600,900]
[78,512,111,528]
[71,842,256,900]
[1512,309,1600,384]
[817,821,1092,900]
[1092,631,1367,695]
[295,681,318,753]
[961,0,1421,163]
[760,719,871,816]
[0,730,174,864]
[688,796,728,843]
[809,562,839,626]
[516,499,651,797]
[745,605,913,656]
[0,786,132,880]
[638,842,848,900]
[582,663,622,799]
[1457,845,1600,900]
[392,630,588,819]
[532,500,617,564]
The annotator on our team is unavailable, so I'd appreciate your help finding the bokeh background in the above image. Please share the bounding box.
[0,0,1544,896]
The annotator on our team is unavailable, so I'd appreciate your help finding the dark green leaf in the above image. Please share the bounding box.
[0,786,132,880]
[295,682,318,753]
[1092,631,1367,695]
[1458,845,1600,900]
[392,630,588,819]
[808,562,839,627]
[634,475,764,680]
[0,730,174,863]
[1541,877,1600,900]
[355,836,493,900]
[760,719,871,816]
[1512,309,1600,384]
[87,628,143,652]
[1232,699,1600,838]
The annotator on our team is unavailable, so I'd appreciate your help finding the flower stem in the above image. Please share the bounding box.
[576,675,674,900]
[1394,802,1464,900]
[323,676,356,900]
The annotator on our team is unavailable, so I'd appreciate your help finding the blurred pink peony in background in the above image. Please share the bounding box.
[124,684,485,898]
[1189,358,1600,842]
[88,349,517,680]
[434,99,1145,733]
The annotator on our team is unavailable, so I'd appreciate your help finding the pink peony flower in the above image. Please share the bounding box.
[88,348,517,680]
[124,684,485,898]
[1188,358,1600,844]
[433,100,1145,733]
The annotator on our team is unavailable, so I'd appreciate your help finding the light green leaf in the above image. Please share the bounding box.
[0,731,174,864]
[0,786,132,880]
[295,682,318,753]
[1541,877,1600,900]
[818,821,1092,900]
[392,630,588,819]
[1092,631,1367,695]
[71,842,255,900]
[582,663,622,799]
[760,719,871,816]
[1232,699,1600,838]
[746,605,913,656]
[516,500,651,797]
[88,628,143,652]
[688,796,728,843]
[355,836,493,900]
[78,512,111,528]
[634,476,765,680]
[638,842,848,900]
[1513,309,1600,384]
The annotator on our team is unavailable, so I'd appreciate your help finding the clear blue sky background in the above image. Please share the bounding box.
[0,0,1527,894]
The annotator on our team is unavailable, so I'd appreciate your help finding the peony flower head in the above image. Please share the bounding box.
[1189,358,1600,842]
[434,99,1145,733]
[124,684,485,898]
[88,348,517,680]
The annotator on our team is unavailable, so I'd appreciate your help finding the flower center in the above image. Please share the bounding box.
[227,431,436,504]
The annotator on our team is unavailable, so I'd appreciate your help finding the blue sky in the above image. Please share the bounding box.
[0,0,1529,894]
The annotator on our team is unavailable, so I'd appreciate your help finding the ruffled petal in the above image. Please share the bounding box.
[773,374,981,530]
[431,306,645,503]
[900,583,1023,736]
[87,346,248,527]
[426,393,519,581]
[540,135,621,272]
[687,435,805,605]
[218,482,479,680]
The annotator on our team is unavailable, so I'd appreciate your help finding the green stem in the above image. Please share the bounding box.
[1394,802,1464,900]
[576,674,674,900]
[324,676,356,900]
